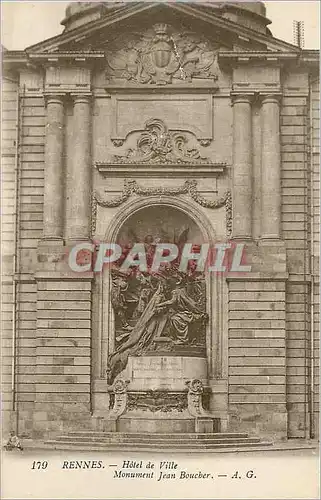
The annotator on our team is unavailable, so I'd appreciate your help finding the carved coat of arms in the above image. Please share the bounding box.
[106,24,220,85]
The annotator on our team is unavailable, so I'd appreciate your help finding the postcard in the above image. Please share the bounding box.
[1,1,319,499]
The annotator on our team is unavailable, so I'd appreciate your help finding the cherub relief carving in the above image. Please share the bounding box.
[106,24,220,85]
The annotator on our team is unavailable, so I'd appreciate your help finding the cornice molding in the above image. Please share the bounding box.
[19,2,303,56]
[3,50,318,74]
[95,162,226,178]
[29,52,105,63]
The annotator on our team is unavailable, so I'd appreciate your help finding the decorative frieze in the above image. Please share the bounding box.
[94,180,230,208]
[91,181,232,238]
[45,65,92,94]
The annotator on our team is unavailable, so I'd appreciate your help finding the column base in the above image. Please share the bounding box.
[230,236,253,242]
[39,237,64,247]
[37,239,66,273]
[65,238,93,247]
[259,237,283,246]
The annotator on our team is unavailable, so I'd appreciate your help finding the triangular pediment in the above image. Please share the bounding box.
[25,2,300,55]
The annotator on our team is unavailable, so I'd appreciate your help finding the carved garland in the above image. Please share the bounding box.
[127,391,187,413]
[225,190,232,237]
[91,180,232,237]
[94,179,229,208]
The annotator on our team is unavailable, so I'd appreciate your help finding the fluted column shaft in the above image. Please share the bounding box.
[261,95,281,239]
[43,96,64,240]
[232,95,253,239]
[67,95,92,241]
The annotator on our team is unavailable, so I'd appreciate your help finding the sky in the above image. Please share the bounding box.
[1,1,320,50]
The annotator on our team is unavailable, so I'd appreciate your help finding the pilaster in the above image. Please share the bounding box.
[260,94,282,240]
[66,94,92,241]
[42,94,65,243]
[231,93,254,240]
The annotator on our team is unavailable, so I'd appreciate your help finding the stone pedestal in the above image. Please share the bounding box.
[104,356,220,433]
[121,355,208,391]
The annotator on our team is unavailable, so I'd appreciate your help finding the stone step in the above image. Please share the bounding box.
[62,431,250,439]
[53,435,261,445]
[43,430,272,452]
[44,439,272,451]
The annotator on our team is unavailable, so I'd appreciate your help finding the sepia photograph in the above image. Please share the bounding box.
[1,1,320,499]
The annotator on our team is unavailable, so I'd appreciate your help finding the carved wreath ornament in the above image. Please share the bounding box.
[109,118,211,165]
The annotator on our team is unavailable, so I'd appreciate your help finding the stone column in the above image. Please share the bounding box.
[43,95,64,241]
[231,94,253,239]
[67,94,92,241]
[260,94,281,239]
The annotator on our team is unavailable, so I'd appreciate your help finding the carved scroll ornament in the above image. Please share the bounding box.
[105,379,129,426]
[186,379,209,417]
[107,119,212,165]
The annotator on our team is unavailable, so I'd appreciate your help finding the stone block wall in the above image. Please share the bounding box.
[2,73,19,433]
[228,280,287,438]
[278,89,319,439]
[17,93,46,434]
[281,95,310,437]
[2,86,47,435]
[28,278,93,437]
[311,77,320,437]
[1,78,95,438]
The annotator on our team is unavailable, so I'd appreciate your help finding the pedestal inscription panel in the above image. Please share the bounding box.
[121,355,208,390]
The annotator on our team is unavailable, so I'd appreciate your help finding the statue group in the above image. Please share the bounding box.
[107,235,208,384]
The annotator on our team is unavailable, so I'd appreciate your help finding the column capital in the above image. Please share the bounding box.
[230,93,255,106]
[71,93,92,104]
[44,93,65,106]
[259,93,282,105]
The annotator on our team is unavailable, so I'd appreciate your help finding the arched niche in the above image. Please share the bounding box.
[92,196,227,393]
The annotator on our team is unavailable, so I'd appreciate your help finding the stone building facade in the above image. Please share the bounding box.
[2,1,319,444]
